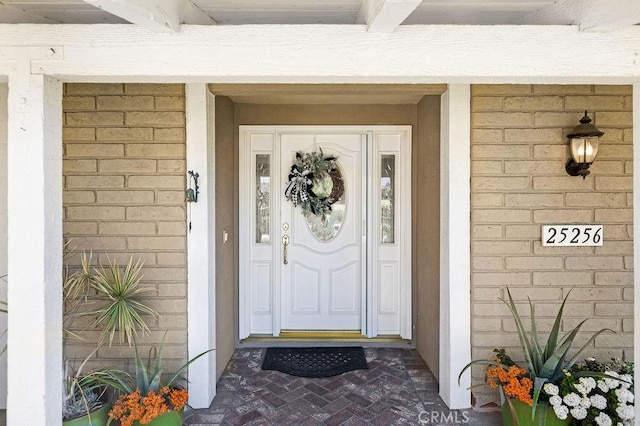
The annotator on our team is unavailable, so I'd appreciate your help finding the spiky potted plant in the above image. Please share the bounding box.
[64,252,159,346]
[459,288,613,425]
[63,349,110,426]
[63,249,160,425]
[91,334,213,426]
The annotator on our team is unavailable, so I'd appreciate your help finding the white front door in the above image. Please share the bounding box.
[239,126,412,339]
[279,133,365,331]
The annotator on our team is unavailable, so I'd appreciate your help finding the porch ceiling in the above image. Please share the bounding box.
[0,0,638,33]
[207,84,447,104]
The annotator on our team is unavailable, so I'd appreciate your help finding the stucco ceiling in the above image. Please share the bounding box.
[207,83,447,104]
[0,0,638,30]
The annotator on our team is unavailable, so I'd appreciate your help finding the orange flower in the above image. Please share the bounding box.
[109,389,144,426]
[486,365,533,405]
[139,389,169,424]
[169,388,189,411]
[109,386,189,425]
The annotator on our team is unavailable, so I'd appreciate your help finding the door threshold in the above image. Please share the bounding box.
[240,332,411,346]
[280,330,365,339]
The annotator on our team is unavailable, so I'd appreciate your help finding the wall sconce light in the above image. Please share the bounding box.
[186,170,199,203]
[565,110,604,179]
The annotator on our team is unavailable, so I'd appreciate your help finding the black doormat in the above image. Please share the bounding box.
[261,347,369,378]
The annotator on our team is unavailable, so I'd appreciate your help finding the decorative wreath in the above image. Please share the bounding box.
[284,148,344,220]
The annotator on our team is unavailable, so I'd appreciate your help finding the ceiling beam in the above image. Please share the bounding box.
[82,0,216,32]
[356,0,421,32]
[2,24,640,83]
[516,0,640,32]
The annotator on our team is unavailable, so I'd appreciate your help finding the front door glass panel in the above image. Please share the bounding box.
[381,155,395,244]
[255,154,270,244]
[304,164,346,242]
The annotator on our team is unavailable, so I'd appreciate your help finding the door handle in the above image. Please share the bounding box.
[282,234,290,265]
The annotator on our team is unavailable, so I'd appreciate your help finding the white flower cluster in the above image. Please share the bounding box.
[600,371,635,425]
[544,372,634,426]
[544,383,573,421]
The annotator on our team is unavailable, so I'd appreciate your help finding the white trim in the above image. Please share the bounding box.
[439,84,471,409]
[633,82,640,425]
[0,25,640,83]
[7,71,63,425]
[365,132,375,338]
[359,133,368,334]
[272,132,282,336]
[185,84,216,408]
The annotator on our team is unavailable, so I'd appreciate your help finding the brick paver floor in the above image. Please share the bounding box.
[185,348,502,425]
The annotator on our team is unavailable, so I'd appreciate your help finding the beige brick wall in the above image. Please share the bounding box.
[63,83,187,372]
[471,85,633,405]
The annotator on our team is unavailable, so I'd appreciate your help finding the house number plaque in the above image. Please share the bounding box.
[542,225,603,247]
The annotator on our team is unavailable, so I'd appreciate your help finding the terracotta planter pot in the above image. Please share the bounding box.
[132,409,183,426]
[63,404,111,426]
[501,398,571,426]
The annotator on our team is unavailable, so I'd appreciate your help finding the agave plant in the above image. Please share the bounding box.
[90,333,213,396]
[460,287,613,418]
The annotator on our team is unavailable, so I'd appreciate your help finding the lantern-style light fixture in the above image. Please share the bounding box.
[565,110,603,179]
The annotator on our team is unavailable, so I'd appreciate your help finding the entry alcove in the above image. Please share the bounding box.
[211,83,443,380]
